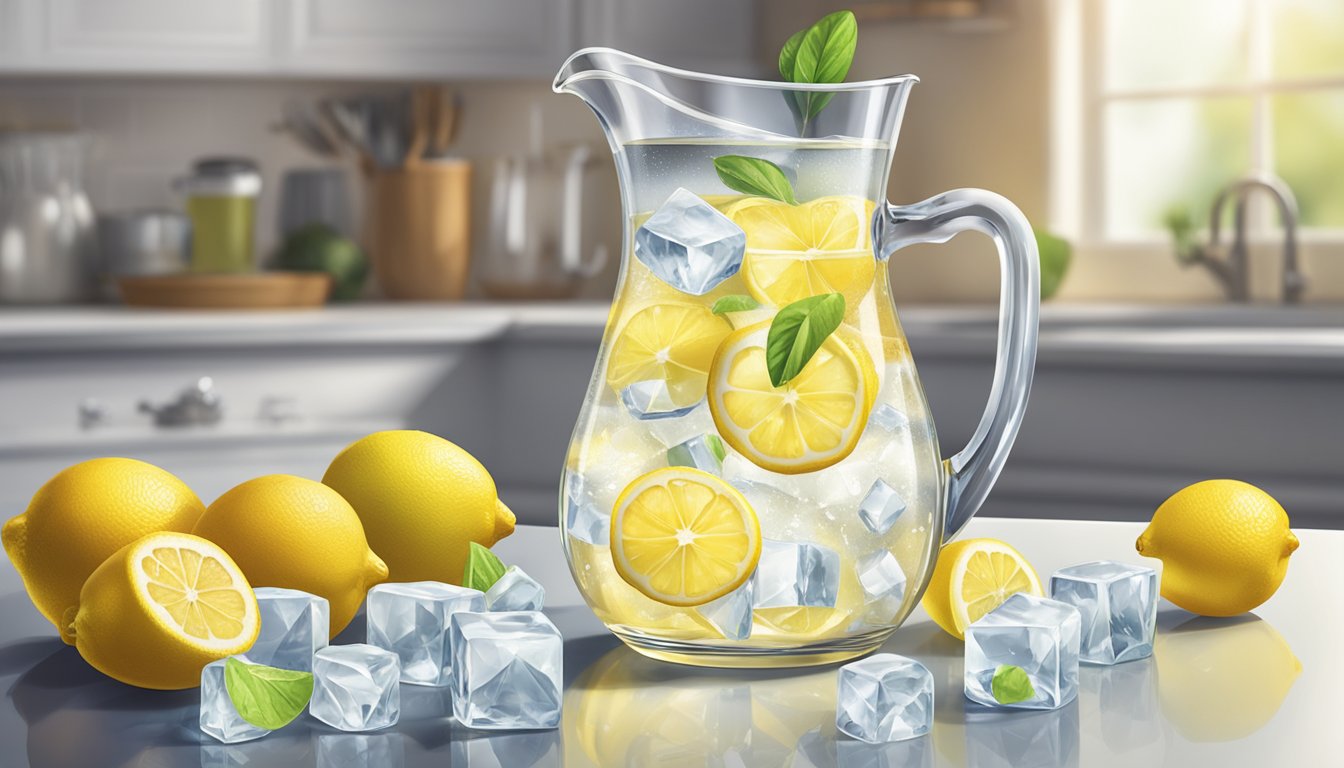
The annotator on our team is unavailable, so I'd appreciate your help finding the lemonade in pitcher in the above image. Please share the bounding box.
[556,32,1038,667]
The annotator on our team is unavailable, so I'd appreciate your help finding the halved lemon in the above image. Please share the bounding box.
[726,195,878,307]
[921,538,1043,640]
[71,531,260,689]
[606,302,732,407]
[610,468,761,607]
[707,322,875,474]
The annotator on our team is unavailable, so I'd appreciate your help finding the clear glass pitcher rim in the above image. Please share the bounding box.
[554,46,920,96]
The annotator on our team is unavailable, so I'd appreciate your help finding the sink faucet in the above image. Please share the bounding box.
[1190,176,1305,304]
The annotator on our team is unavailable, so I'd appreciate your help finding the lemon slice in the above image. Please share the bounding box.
[921,538,1043,640]
[610,468,761,607]
[606,302,733,407]
[726,195,878,307]
[136,535,259,648]
[707,321,874,474]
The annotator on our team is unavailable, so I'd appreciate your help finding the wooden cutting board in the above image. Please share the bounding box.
[118,272,332,309]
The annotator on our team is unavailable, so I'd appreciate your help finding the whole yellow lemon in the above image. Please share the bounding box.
[322,430,515,584]
[1137,479,1298,617]
[192,475,388,635]
[71,531,259,690]
[2,458,204,644]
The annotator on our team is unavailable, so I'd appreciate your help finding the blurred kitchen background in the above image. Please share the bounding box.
[1,0,1340,529]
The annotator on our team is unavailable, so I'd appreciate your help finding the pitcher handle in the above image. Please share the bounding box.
[875,189,1040,544]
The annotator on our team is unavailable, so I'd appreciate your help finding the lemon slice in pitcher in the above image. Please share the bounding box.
[707,322,875,475]
[726,195,877,307]
[610,468,761,607]
[606,302,732,408]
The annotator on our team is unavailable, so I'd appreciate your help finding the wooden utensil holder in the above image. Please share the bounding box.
[367,160,471,300]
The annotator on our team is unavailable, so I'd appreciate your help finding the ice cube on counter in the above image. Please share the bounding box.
[249,587,329,672]
[857,480,907,535]
[1049,561,1158,665]
[620,380,702,420]
[698,579,754,640]
[309,644,401,731]
[366,581,485,687]
[667,433,726,474]
[450,611,563,730]
[485,566,546,612]
[964,593,1081,710]
[633,187,745,295]
[199,657,270,744]
[836,653,934,743]
[754,540,840,609]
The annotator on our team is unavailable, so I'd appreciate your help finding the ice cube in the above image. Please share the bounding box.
[366,581,485,686]
[964,593,1081,710]
[450,611,563,730]
[565,473,610,546]
[309,643,401,731]
[451,730,561,768]
[753,540,840,609]
[485,566,546,612]
[316,733,405,768]
[836,654,934,743]
[857,480,906,535]
[857,550,907,608]
[1049,561,1158,665]
[698,579,753,640]
[633,187,745,295]
[667,433,726,474]
[620,380,702,420]
[868,404,909,433]
[249,587,329,672]
[199,657,269,744]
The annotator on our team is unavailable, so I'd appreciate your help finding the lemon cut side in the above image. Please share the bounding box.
[606,302,733,408]
[922,538,1043,640]
[610,468,761,607]
[137,538,257,648]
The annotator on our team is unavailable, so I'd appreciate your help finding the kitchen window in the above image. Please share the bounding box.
[1054,0,1344,243]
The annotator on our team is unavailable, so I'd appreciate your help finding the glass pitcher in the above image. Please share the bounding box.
[556,48,1039,668]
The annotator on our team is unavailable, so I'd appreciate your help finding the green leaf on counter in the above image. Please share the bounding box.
[224,657,313,731]
[991,664,1036,705]
[765,293,846,388]
[713,156,797,205]
[463,542,507,592]
[711,294,762,315]
[779,10,858,124]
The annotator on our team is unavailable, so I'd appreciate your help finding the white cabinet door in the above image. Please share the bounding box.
[13,0,274,74]
[285,0,576,79]
[579,0,758,76]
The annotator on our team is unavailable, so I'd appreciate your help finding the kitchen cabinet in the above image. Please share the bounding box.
[0,0,758,79]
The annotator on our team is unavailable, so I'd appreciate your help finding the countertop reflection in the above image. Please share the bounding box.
[0,519,1337,767]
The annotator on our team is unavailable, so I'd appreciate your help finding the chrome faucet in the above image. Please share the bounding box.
[1190,176,1305,304]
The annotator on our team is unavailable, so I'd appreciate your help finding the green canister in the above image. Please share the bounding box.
[174,158,262,273]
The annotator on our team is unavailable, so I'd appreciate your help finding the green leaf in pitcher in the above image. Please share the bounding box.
[765,293,846,387]
[711,294,762,315]
[991,664,1036,705]
[463,541,507,592]
[224,657,314,730]
[713,156,798,205]
[779,10,858,127]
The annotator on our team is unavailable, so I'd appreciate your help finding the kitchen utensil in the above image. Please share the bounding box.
[173,157,262,273]
[277,167,356,240]
[322,98,377,174]
[367,159,470,300]
[275,99,341,159]
[118,272,331,309]
[479,143,608,299]
[0,131,98,303]
[556,48,1039,667]
[403,86,433,168]
[430,87,461,158]
[95,209,191,298]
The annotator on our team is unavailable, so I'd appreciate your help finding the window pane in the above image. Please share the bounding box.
[1105,98,1253,237]
[1105,0,1250,91]
[1273,0,1344,79]
[1274,91,1344,227]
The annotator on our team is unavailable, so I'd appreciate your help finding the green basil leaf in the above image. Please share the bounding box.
[463,541,507,592]
[711,294,762,315]
[713,156,797,205]
[991,664,1036,705]
[778,27,807,80]
[706,434,727,463]
[224,657,313,731]
[667,434,727,468]
[765,293,846,387]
